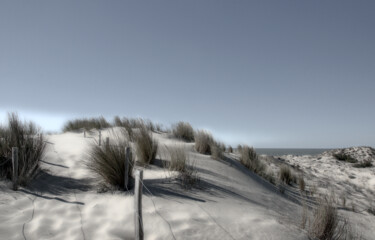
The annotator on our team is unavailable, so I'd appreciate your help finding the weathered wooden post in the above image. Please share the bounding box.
[134,169,144,240]
[125,147,131,190]
[98,130,102,146]
[12,147,18,191]
[84,130,86,138]
[105,137,109,147]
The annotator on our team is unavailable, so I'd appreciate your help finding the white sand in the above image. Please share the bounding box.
[4,128,369,239]
[275,147,375,240]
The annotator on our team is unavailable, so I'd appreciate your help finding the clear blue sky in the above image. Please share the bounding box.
[1,1,374,148]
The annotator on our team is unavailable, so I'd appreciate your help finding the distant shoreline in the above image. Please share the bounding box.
[254,148,332,156]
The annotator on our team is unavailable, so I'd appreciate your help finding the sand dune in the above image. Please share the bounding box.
[1,129,374,239]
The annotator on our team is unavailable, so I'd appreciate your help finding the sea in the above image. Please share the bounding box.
[254,148,332,156]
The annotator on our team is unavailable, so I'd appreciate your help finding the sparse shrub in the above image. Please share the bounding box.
[172,122,194,142]
[334,152,357,163]
[87,141,134,190]
[211,143,224,160]
[114,116,134,141]
[298,175,305,192]
[239,147,275,185]
[179,167,199,189]
[279,165,296,185]
[353,160,372,168]
[194,130,214,154]
[167,146,198,188]
[63,117,111,132]
[0,113,46,185]
[309,195,351,240]
[240,145,265,174]
[228,145,233,153]
[237,144,243,153]
[263,168,276,185]
[135,126,158,165]
[168,146,188,172]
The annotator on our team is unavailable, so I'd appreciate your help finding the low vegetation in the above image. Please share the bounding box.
[298,175,305,192]
[240,145,265,174]
[63,117,111,132]
[210,143,224,160]
[353,160,373,168]
[87,141,134,190]
[167,146,188,172]
[237,145,243,154]
[167,146,198,188]
[333,152,357,163]
[172,122,194,142]
[0,113,46,185]
[135,126,158,165]
[239,145,276,184]
[228,145,233,153]
[114,116,135,141]
[308,195,353,240]
[279,165,296,185]
[114,116,158,141]
[194,130,214,154]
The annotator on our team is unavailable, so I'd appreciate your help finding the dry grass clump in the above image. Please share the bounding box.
[210,143,224,160]
[194,130,214,154]
[0,113,46,185]
[263,168,276,185]
[279,165,296,185]
[168,146,188,172]
[172,122,194,142]
[333,152,357,163]
[228,145,233,153]
[298,175,305,192]
[63,117,111,132]
[114,116,135,141]
[114,116,159,141]
[308,195,352,240]
[239,146,276,184]
[240,145,265,174]
[167,146,198,188]
[237,144,243,153]
[87,141,134,190]
[135,126,158,165]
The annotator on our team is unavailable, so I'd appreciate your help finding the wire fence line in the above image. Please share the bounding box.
[126,155,177,240]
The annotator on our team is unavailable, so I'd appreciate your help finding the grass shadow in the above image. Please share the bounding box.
[28,170,93,196]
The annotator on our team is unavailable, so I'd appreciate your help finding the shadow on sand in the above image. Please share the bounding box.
[28,170,93,196]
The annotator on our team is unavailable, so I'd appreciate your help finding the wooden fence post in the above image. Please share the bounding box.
[134,169,144,240]
[98,130,102,146]
[106,137,109,147]
[12,147,18,191]
[84,130,86,138]
[125,147,131,190]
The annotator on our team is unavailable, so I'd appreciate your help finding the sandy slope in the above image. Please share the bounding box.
[2,129,309,239]
[277,147,375,240]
